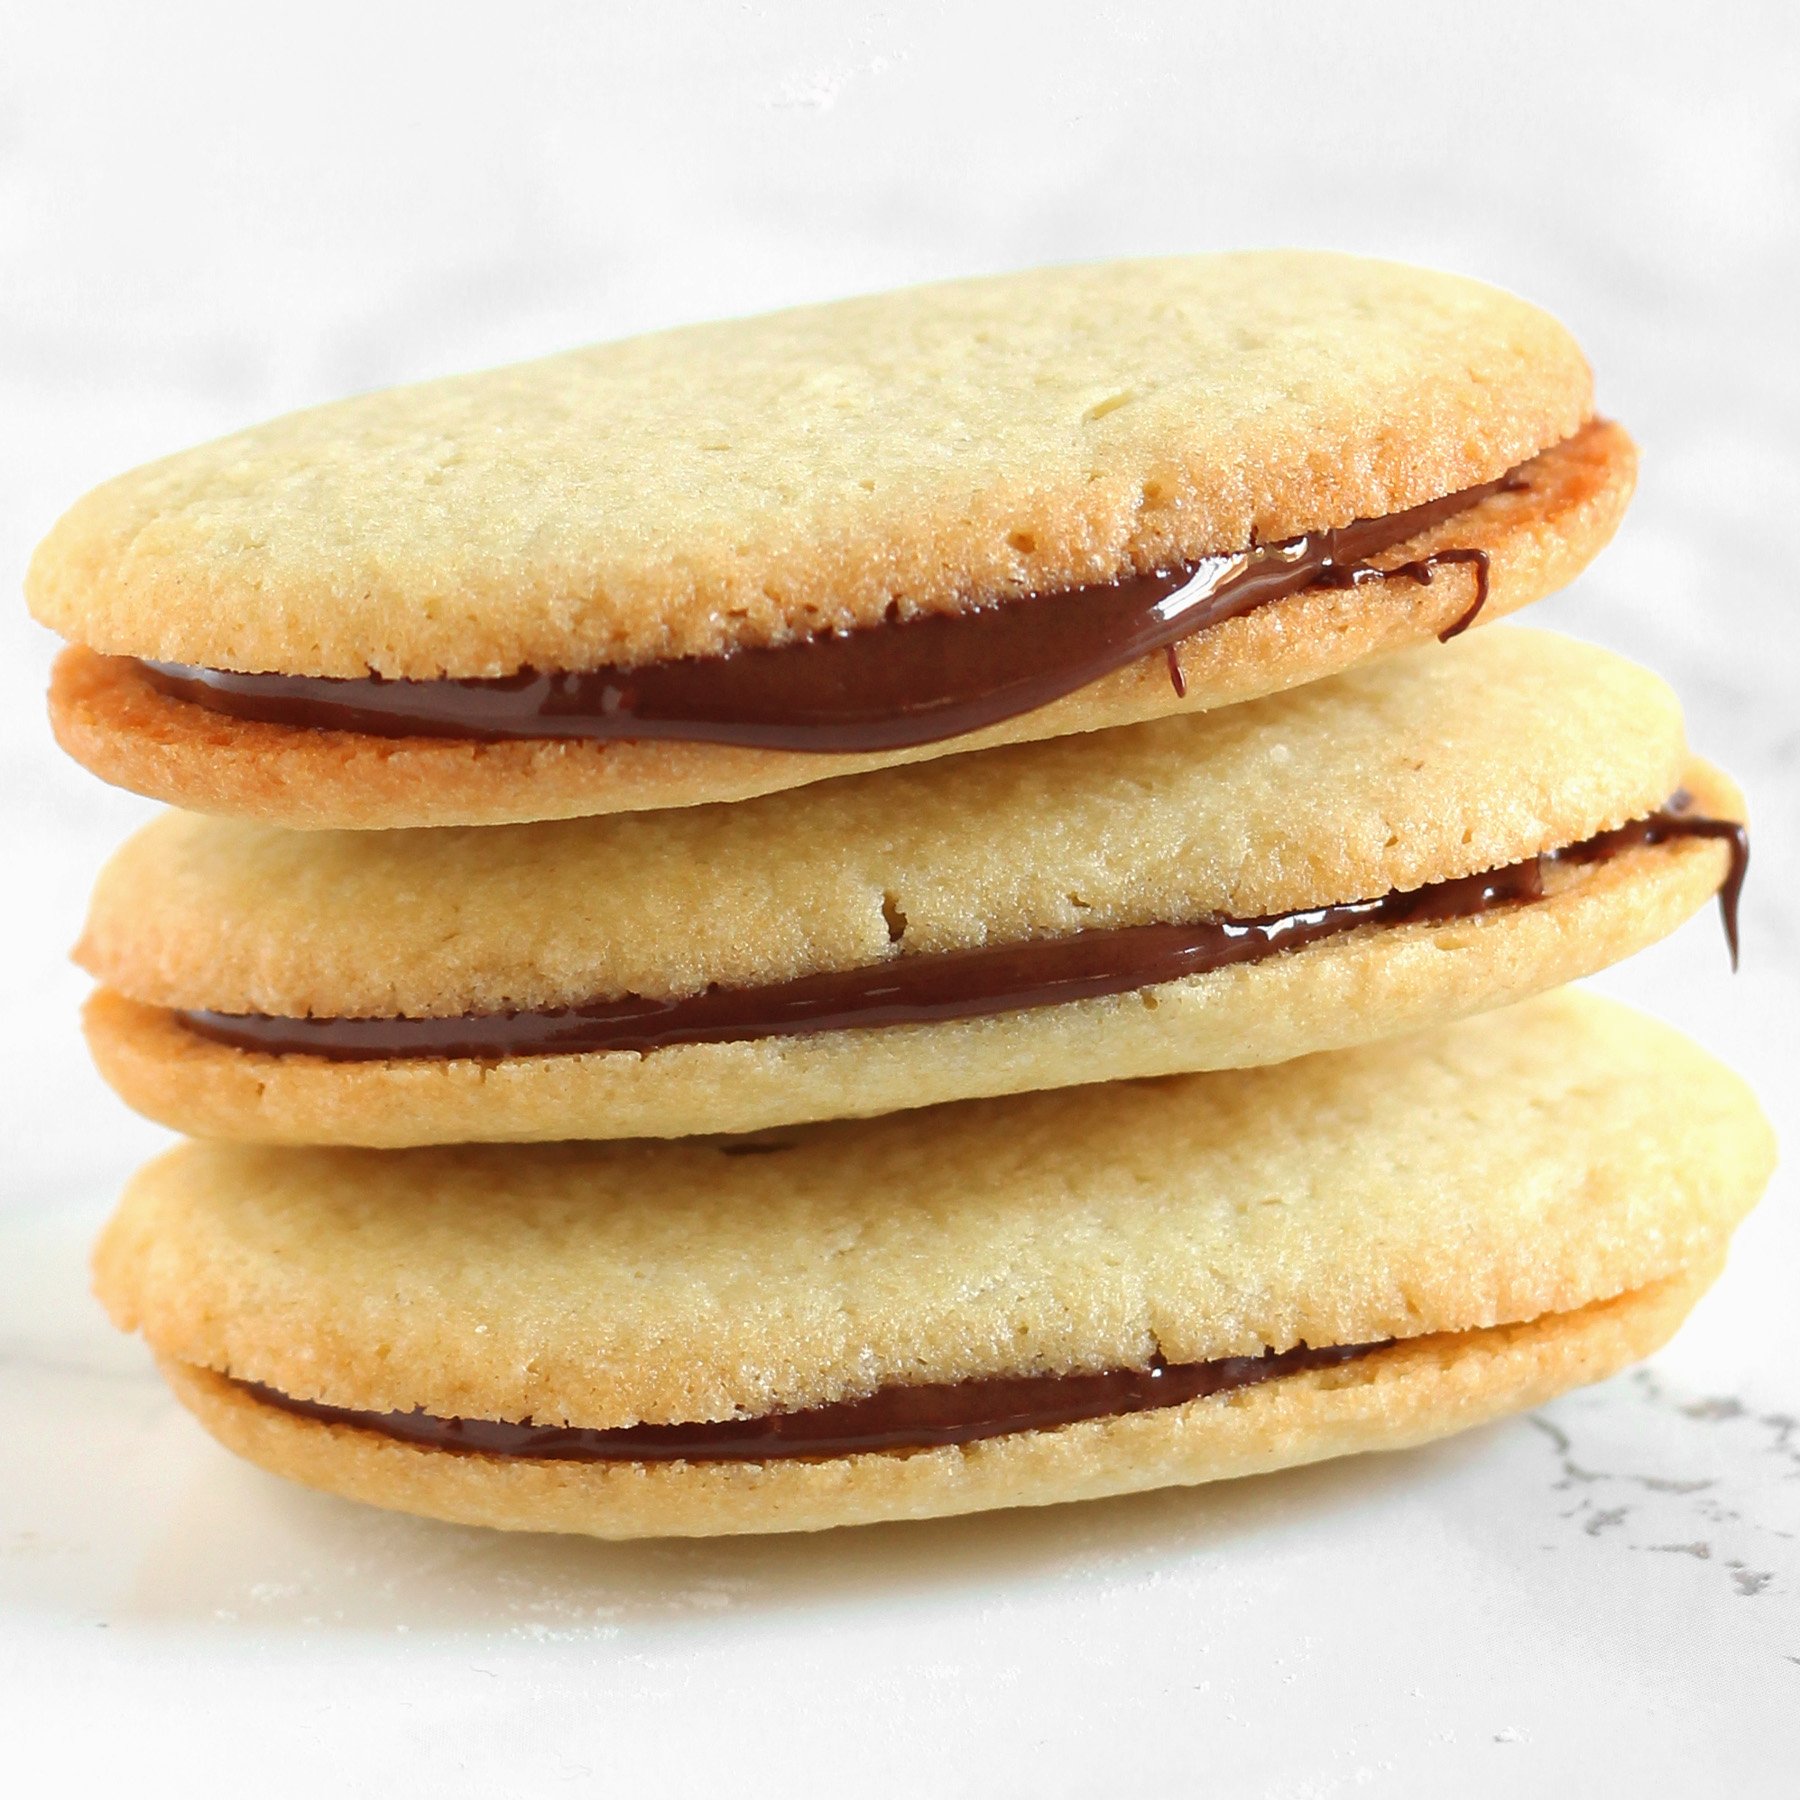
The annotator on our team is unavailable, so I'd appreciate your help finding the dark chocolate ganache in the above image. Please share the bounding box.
[175,800,1746,1063]
[237,1339,1386,1462]
[138,465,1527,754]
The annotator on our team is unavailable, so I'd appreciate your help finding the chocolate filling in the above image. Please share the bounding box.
[137,466,1526,754]
[175,801,1746,1063]
[1555,802,1748,967]
[236,1339,1387,1463]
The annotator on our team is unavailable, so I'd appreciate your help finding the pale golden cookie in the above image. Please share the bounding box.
[76,631,1739,1146]
[94,995,1775,1536]
[43,421,1630,829]
[29,254,1628,827]
[33,254,1595,676]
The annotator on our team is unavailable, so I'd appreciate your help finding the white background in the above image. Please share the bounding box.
[2,4,1796,1793]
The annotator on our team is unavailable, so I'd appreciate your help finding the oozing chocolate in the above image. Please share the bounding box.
[237,1339,1387,1463]
[175,800,1745,1063]
[138,467,1525,754]
[1555,799,1749,968]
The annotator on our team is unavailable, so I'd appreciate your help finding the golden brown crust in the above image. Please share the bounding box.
[75,627,1684,1018]
[46,421,1633,828]
[30,253,1593,679]
[158,1269,1716,1537]
[81,783,1741,1146]
[91,994,1775,1429]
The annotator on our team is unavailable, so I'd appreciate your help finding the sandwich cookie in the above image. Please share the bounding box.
[92,994,1776,1538]
[31,253,1633,828]
[77,629,1747,1147]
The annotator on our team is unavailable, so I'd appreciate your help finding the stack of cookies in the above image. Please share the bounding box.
[30,254,1774,1538]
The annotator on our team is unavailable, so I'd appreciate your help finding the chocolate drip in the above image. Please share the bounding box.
[179,859,1548,1062]
[238,1339,1386,1463]
[1551,799,1749,969]
[1322,545,1496,639]
[176,799,1745,1063]
[138,468,1523,755]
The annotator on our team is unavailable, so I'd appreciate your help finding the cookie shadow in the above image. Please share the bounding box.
[121,1424,1503,1637]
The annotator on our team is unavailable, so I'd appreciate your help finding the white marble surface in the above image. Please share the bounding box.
[1,4,1795,1791]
